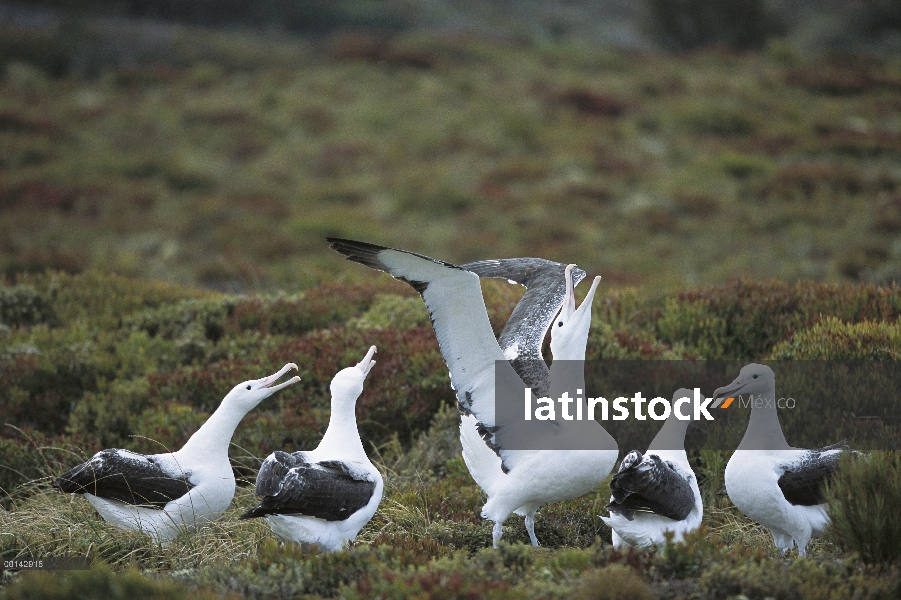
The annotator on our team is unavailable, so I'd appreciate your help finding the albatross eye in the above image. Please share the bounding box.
[752,375,758,379]
[558,321,563,327]
[246,385,252,390]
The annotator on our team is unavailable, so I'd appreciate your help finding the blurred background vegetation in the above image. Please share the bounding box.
[2,2,901,593]
[0,0,898,291]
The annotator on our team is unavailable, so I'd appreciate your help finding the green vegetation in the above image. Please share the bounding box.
[826,452,901,565]
[1,21,900,291]
[2,12,901,599]
[2,271,901,597]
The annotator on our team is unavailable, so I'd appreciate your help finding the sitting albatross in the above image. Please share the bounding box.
[602,388,703,548]
[54,363,300,541]
[713,363,855,556]
[328,238,618,548]
[240,346,383,552]
[458,259,589,546]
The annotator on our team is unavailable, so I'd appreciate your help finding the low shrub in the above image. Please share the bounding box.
[0,564,219,600]
[572,564,653,600]
[769,316,901,359]
[0,286,58,328]
[348,293,430,330]
[826,452,901,565]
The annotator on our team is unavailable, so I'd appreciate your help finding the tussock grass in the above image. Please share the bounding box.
[827,451,901,564]
[2,481,272,571]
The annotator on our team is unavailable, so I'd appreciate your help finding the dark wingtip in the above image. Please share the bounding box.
[53,472,81,494]
[238,507,266,520]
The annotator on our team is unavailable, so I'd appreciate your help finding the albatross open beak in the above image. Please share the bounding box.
[561,264,577,320]
[258,363,301,393]
[356,345,377,376]
[712,380,745,404]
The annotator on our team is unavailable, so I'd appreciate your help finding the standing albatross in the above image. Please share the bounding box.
[327,238,617,548]
[55,363,300,541]
[458,260,590,546]
[713,363,855,556]
[460,258,587,395]
[240,346,383,552]
[602,388,703,548]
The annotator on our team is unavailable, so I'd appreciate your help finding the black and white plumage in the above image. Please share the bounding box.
[328,238,617,549]
[607,451,694,522]
[713,363,857,556]
[461,258,586,396]
[241,346,383,552]
[54,364,300,541]
[55,449,193,508]
[458,259,590,546]
[776,441,851,506]
[601,389,703,548]
[240,452,376,521]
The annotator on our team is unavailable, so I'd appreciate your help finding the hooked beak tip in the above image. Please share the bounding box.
[357,345,377,375]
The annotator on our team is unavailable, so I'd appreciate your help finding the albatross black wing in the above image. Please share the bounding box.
[777,441,852,506]
[240,452,376,522]
[461,258,586,396]
[54,449,193,508]
[605,451,695,521]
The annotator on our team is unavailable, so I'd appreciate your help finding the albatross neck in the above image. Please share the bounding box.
[317,396,366,459]
[648,414,690,453]
[178,400,249,460]
[737,383,790,451]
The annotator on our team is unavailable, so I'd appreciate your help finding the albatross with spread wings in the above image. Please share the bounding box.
[328,238,617,548]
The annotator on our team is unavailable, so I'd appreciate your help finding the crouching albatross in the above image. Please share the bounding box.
[55,363,300,541]
[602,388,703,548]
[240,346,383,552]
[713,363,856,556]
[328,238,618,548]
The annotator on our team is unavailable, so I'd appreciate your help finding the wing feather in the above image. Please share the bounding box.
[241,452,376,521]
[777,441,853,506]
[606,451,695,521]
[54,449,192,508]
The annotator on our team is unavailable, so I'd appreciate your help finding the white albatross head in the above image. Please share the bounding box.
[549,264,602,360]
[712,363,776,405]
[330,345,377,403]
[223,363,301,412]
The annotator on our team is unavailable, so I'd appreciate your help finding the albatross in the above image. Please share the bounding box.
[460,257,587,394]
[327,238,618,548]
[240,346,383,552]
[602,388,703,548]
[54,363,300,541]
[713,363,855,556]
[458,259,590,546]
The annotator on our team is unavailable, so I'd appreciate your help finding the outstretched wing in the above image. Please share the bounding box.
[606,451,695,521]
[462,258,586,396]
[240,451,376,521]
[54,449,193,508]
[329,238,549,473]
[777,441,852,506]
